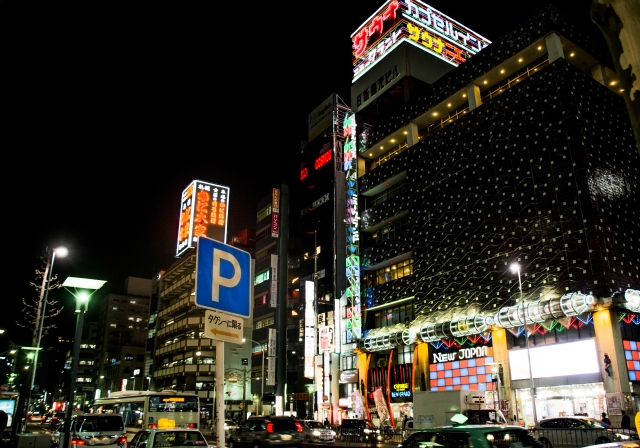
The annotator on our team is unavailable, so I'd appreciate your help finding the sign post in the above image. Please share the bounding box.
[195,236,253,448]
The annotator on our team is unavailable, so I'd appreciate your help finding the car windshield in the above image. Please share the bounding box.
[306,421,324,428]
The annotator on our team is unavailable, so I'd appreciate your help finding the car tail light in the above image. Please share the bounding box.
[266,422,274,433]
[295,422,303,432]
[148,423,158,429]
[116,436,127,446]
[188,423,196,429]
[71,438,86,446]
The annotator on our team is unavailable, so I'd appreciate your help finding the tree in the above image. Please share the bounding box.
[17,250,65,345]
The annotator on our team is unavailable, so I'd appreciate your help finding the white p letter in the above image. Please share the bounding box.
[212,249,241,302]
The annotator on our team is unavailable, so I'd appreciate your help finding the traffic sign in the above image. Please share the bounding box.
[204,310,243,343]
[195,236,252,318]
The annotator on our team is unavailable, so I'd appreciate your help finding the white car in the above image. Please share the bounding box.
[129,428,213,448]
[299,420,336,443]
[224,420,239,439]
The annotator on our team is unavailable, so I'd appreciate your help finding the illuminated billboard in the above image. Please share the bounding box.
[351,0,491,82]
[176,180,230,257]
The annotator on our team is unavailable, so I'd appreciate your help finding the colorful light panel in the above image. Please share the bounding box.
[623,340,640,381]
[429,356,494,391]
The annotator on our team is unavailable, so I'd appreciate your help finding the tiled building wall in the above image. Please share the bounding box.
[359,59,639,318]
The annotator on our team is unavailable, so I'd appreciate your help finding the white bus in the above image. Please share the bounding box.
[91,390,200,440]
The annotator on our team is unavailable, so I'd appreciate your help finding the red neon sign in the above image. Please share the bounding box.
[315,151,332,170]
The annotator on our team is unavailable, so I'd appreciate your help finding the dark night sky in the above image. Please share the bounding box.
[3,0,597,348]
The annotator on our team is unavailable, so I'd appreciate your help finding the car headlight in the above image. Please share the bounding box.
[312,430,321,436]
[615,433,631,440]
[364,429,372,434]
[331,431,336,436]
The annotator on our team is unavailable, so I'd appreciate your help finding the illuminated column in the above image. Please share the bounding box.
[466,83,482,110]
[405,123,419,147]
[545,32,564,63]
[592,308,632,427]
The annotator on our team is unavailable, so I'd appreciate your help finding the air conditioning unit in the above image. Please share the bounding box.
[465,394,485,404]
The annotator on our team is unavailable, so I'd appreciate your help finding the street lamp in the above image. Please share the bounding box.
[510,262,538,427]
[243,338,265,416]
[26,246,68,428]
[61,276,106,448]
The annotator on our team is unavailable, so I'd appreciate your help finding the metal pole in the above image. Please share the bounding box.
[261,345,265,415]
[63,301,86,448]
[242,366,247,422]
[517,267,538,426]
[312,230,318,420]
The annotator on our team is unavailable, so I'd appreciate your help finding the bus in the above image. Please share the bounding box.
[90,390,200,440]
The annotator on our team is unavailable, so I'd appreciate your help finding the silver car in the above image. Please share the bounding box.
[533,416,638,448]
[299,420,335,443]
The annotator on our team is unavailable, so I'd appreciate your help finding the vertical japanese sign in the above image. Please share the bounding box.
[304,280,316,379]
[270,254,278,307]
[344,113,361,341]
[176,180,230,257]
[271,188,280,238]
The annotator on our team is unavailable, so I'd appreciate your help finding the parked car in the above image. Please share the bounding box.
[228,416,303,448]
[533,416,639,448]
[298,420,336,443]
[400,415,545,448]
[464,409,508,425]
[338,418,381,443]
[51,413,127,448]
[129,428,212,448]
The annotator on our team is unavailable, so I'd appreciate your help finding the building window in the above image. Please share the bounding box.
[257,205,272,222]
[372,303,415,328]
[341,354,357,370]
[254,269,270,285]
[254,316,275,329]
[124,354,134,361]
[369,218,409,244]
[364,179,408,208]
[364,259,413,287]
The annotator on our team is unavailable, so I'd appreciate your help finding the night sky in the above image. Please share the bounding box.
[3,0,598,348]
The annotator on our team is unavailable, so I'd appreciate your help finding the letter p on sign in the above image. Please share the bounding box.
[195,236,252,318]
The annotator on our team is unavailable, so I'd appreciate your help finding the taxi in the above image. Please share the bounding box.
[129,428,214,448]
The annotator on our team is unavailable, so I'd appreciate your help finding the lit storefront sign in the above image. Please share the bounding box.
[351,0,491,81]
[389,364,413,402]
[304,280,316,379]
[176,179,230,257]
[508,339,599,380]
[271,188,280,238]
[344,112,361,342]
[430,345,494,391]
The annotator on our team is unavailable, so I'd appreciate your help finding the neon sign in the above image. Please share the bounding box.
[176,180,230,257]
[344,112,361,341]
[351,0,491,81]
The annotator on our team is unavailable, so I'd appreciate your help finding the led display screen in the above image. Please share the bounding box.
[508,338,599,380]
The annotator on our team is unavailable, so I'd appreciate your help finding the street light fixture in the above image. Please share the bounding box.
[26,246,68,428]
[61,276,106,448]
[510,262,538,427]
[242,338,265,416]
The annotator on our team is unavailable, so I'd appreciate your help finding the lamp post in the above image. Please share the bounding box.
[61,277,106,448]
[243,338,265,416]
[26,246,68,428]
[510,263,538,427]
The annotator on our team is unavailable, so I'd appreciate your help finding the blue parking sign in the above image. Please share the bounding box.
[195,236,252,318]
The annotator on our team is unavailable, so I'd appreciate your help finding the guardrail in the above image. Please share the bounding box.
[532,427,638,448]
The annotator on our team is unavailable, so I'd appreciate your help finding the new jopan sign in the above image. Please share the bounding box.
[351,0,491,81]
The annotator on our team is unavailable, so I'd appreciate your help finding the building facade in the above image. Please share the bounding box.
[337,3,639,429]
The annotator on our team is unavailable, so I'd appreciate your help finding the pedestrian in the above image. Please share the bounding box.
[0,410,12,447]
[602,412,612,426]
[402,414,408,430]
[604,354,613,377]
[621,410,631,429]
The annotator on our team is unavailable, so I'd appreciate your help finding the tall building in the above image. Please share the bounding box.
[94,277,151,397]
[299,94,351,422]
[337,1,639,428]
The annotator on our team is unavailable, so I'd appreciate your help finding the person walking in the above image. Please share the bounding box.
[602,412,612,426]
[621,410,631,429]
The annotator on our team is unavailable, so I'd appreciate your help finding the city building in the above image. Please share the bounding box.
[93,277,152,397]
[338,1,639,429]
